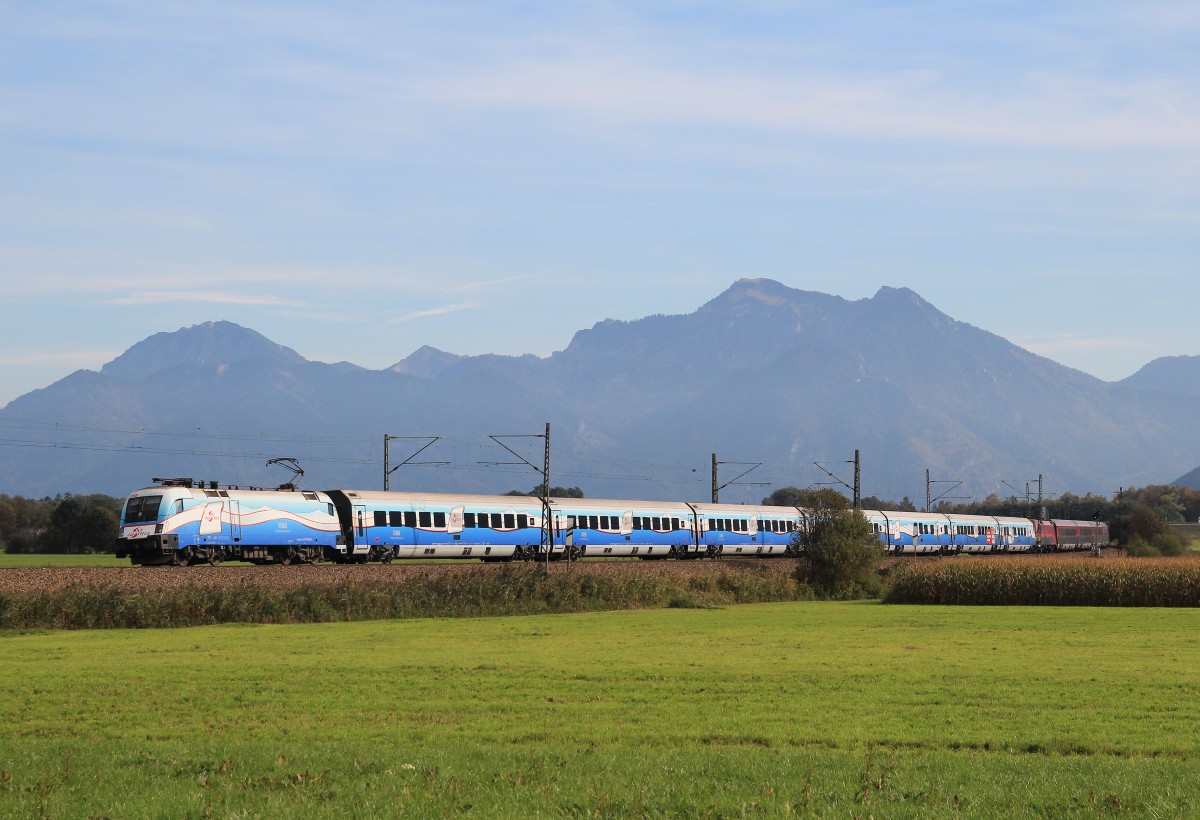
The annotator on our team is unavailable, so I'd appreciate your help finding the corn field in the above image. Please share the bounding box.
[0,560,810,629]
[884,557,1200,606]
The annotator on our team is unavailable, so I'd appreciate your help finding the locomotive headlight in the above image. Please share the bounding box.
[155,524,164,534]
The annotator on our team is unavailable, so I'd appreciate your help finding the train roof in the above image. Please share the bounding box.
[128,485,333,503]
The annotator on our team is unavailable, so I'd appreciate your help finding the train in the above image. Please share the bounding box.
[113,478,1110,566]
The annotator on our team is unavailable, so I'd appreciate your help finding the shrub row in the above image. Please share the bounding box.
[0,564,811,629]
[884,558,1200,606]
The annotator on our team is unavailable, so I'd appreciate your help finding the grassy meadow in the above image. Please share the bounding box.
[2,602,1199,816]
[0,552,130,568]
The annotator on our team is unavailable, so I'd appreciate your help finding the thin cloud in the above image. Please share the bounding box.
[422,58,1200,151]
[0,348,122,367]
[388,303,478,324]
[104,291,308,307]
[1017,333,1130,355]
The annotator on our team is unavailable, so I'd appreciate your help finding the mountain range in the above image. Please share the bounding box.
[3,279,1199,501]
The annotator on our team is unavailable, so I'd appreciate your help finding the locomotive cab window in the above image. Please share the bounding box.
[124,495,163,524]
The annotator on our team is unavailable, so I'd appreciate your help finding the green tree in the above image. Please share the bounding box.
[1113,504,1186,556]
[791,491,883,599]
[763,486,849,509]
[40,496,119,554]
[505,485,584,498]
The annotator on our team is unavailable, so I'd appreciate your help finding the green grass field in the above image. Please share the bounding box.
[0,552,130,568]
[2,602,1198,817]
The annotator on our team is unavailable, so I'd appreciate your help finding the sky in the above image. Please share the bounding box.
[1,1,1198,409]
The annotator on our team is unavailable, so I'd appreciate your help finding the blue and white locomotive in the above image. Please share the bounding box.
[116,480,344,565]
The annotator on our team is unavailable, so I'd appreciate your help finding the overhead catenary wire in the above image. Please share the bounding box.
[0,415,845,497]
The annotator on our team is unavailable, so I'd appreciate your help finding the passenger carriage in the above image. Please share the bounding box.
[327,490,551,562]
[689,503,803,557]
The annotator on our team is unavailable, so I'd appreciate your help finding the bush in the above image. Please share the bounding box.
[796,509,884,599]
[1124,531,1187,557]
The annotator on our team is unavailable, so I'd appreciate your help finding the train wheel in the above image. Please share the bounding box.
[278,548,294,566]
[173,550,190,567]
[208,550,222,567]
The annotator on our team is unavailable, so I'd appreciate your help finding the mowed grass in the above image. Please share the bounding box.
[0,552,130,568]
[2,603,1199,817]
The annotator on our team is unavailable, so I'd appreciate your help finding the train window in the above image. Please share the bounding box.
[517,514,528,528]
[124,495,163,524]
[328,503,336,517]
[504,513,515,529]
[671,517,680,531]
[434,512,447,528]
[589,516,599,529]
[404,511,417,528]
[464,513,476,528]
[418,511,432,528]
[651,516,660,530]
[374,511,387,528]
[600,516,610,529]
[631,517,641,529]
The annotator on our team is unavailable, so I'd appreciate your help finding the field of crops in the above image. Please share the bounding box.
[0,560,808,628]
[886,555,1200,606]
[1,602,1198,816]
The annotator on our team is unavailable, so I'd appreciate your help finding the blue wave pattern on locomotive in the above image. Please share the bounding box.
[115,484,342,565]
[115,481,1108,564]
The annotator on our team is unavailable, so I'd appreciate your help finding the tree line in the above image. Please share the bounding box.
[0,494,122,554]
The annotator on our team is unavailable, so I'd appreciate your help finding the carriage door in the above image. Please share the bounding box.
[352,505,369,555]
[225,499,242,544]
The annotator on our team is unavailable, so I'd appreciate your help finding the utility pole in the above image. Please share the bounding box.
[482,424,552,561]
[925,469,965,511]
[382,435,447,491]
[853,449,860,510]
[814,449,861,509]
[711,454,765,504]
